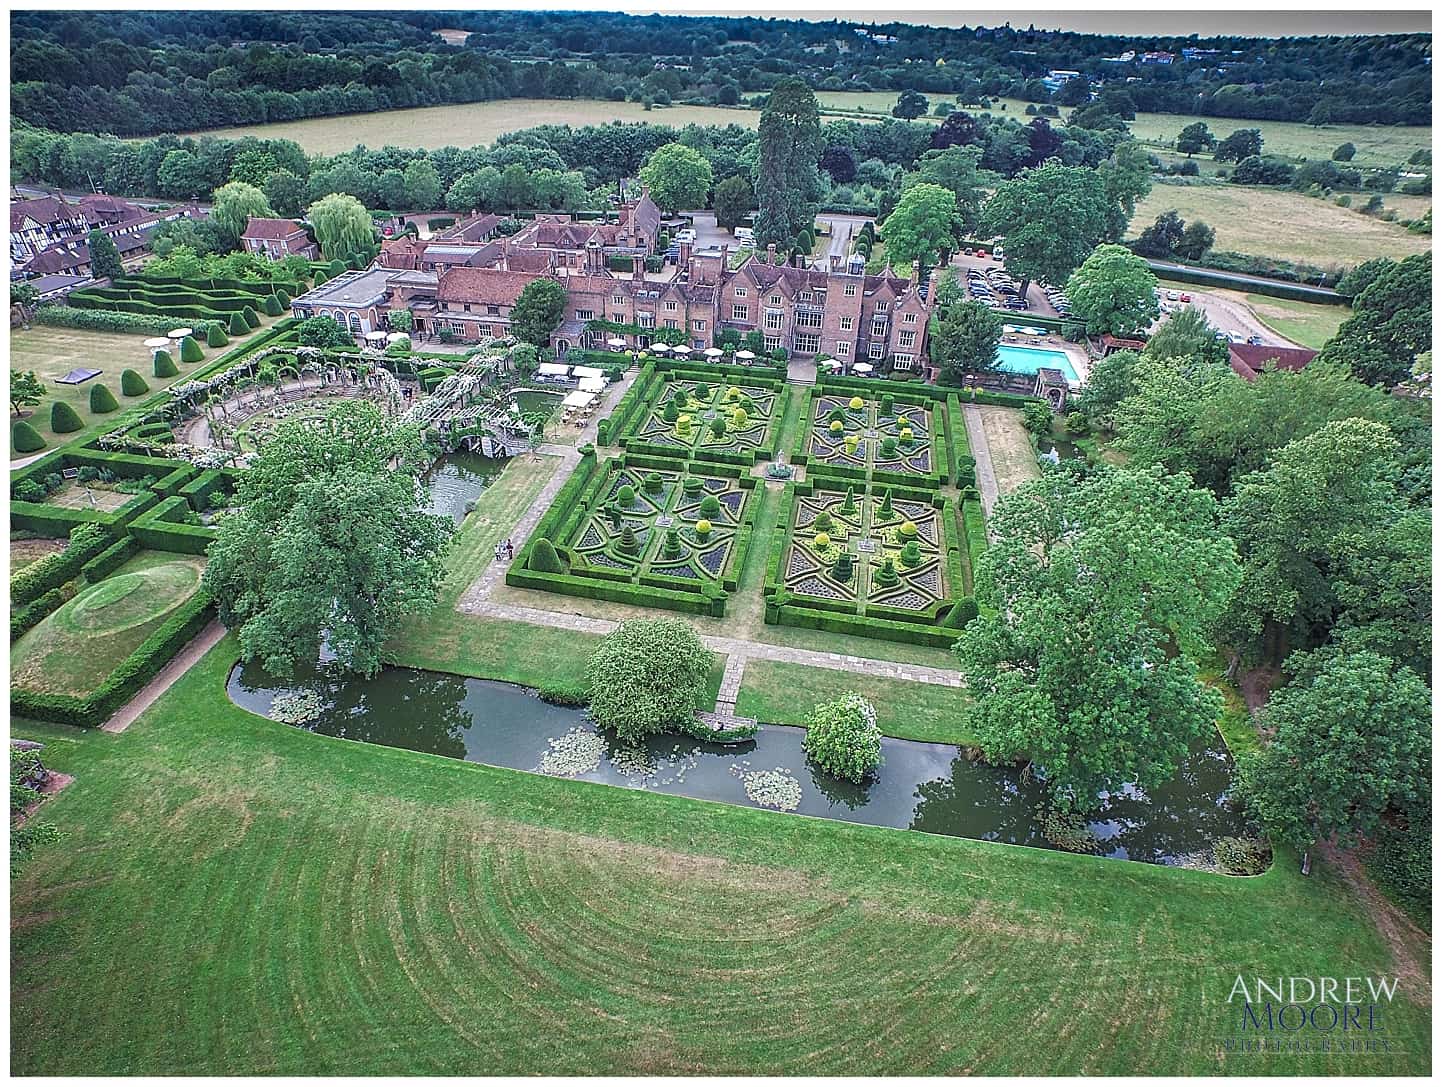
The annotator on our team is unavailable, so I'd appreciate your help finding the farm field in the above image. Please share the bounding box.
[175,99,778,154]
[1130,183,1432,265]
[9,640,1430,1075]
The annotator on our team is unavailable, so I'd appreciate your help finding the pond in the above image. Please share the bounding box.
[421,453,503,524]
[512,389,564,419]
[228,663,1254,867]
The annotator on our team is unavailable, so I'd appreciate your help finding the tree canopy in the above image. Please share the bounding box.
[306,192,373,260]
[638,141,713,215]
[880,182,958,268]
[211,181,276,241]
[584,619,713,743]
[929,300,1002,385]
[754,77,822,247]
[981,163,1111,295]
[511,278,567,347]
[1064,243,1159,336]
[1318,253,1431,387]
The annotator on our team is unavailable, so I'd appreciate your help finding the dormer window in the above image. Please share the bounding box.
[769,294,782,306]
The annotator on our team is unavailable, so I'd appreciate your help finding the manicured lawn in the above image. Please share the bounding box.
[1129,183,1431,266]
[735,659,975,746]
[11,550,206,697]
[9,640,1430,1074]
[10,317,284,458]
[1241,293,1348,350]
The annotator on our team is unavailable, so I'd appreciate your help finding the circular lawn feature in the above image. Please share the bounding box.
[54,563,203,638]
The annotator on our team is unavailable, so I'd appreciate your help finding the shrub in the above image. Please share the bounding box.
[813,509,833,533]
[663,527,681,556]
[241,306,260,330]
[813,531,831,548]
[120,369,150,396]
[879,489,894,516]
[89,384,119,413]
[699,493,721,517]
[663,402,680,423]
[849,395,864,410]
[802,693,882,783]
[710,416,726,437]
[899,539,922,567]
[617,484,636,507]
[831,552,854,581]
[228,312,249,337]
[619,524,639,552]
[841,486,857,514]
[829,420,844,435]
[50,401,83,433]
[1213,836,1273,876]
[899,427,914,444]
[944,597,978,627]
[898,520,918,539]
[731,407,748,427]
[12,420,46,453]
[1370,814,1430,917]
[206,324,229,348]
[528,537,565,573]
[261,294,284,317]
[682,477,703,494]
[178,336,204,364]
[881,435,897,456]
[880,393,894,415]
[828,407,846,425]
[1021,401,1053,436]
[538,682,588,706]
[695,519,712,538]
[584,618,713,743]
[644,471,663,493]
[153,351,179,378]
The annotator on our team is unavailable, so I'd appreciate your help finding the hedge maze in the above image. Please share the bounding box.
[793,387,945,488]
[625,377,780,464]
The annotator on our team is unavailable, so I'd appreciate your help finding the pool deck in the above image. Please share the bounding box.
[997,336,1091,387]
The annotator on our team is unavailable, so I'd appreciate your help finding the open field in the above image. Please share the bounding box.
[735,660,974,746]
[10,317,283,458]
[11,551,206,696]
[175,99,774,155]
[10,638,1430,1075]
[976,406,1040,496]
[1130,183,1432,266]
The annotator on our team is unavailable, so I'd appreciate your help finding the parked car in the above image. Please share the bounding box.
[1166,290,1180,301]
[1179,293,1192,303]
[734,227,754,245]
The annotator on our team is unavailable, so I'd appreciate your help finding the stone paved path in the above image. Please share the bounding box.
[962,403,999,526]
[102,619,228,733]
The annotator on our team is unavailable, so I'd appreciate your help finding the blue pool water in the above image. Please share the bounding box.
[997,344,1080,382]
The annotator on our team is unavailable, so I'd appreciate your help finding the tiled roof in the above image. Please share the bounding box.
[11,195,82,231]
[241,217,305,240]
[1228,343,1319,380]
[436,267,543,305]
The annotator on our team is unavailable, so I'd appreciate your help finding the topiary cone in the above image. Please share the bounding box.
[50,400,83,433]
[179,335,204,363]
[120,369,150,397]
[89,384,119,413]
[261,294,284,317]
[228,312,249,337]
[153,350,179,378]
[528,537,565,573]
[241,306,260,330]
[11,419,46,454]
[206,324,229,348]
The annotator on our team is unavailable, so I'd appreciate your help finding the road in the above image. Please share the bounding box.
[1145,259,1342,303]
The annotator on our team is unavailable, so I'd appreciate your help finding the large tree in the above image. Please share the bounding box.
[929,300,1002,386]
[638,141,713,215]
[1064,243,1159,336]
[1317,252,1431,387]
[1237,649,1430,855]
[210,181,276,241]
[306,192,373,261]
[585,619,713,743]
[980,163,1111,298]
[510,278,567,346]
[10,370,46,418]
[904,145,987,236]
[753,77,822,247]
[712,174,754,231]
[402,159,442,210]
[1214,128,1263,163]
[879,183,957,268]
[1098,140,1154,241]
[87,229,124,279]
[262,169,305,217]
[203,400,450,677]
[955,465,1240,805]
[1175,122,1215,156]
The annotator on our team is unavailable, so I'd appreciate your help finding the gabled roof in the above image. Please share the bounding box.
[11,195,83,232]
[1228,343,1319,381]
[436,267,542,306]
[241,217,306,241]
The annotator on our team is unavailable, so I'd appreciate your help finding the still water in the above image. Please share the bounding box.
[421,453,502,524]
[228,663,1253,867]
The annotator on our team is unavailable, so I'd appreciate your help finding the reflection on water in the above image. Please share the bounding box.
[228,662,1254,867]
[422,453,502,524]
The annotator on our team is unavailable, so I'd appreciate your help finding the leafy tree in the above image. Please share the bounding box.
[638,142,713,215]
[1077,349,1141,430]
[297,316,352,348]
[981,163,1110,299]
[1334,257,1395,301]
[1064,244,1159,336]
[1213,128,1263,163]
[930,300,1002,385]
[1175,122,1215,156]
[754,77,822,247]
[204,400,448,677]
[156,148,206,198]
[1332,142,1357,162]
[261,169,304,217]
[306,192,373,261]
[1133,210,1186,258]
[402,159,442,209]
[956,465,1239,805]
[880,183,957,268]
[1231,155,1295,187]
[211,181,275,240]
[1221,418,1404,662]
[1176,220,1216,261]
[11,282,39,309]
[584,618,712,743]
[892,89,929,120]
[712,174,754,232]
[87,229,123,279]
[511,278,567,346]
[904,145,987,235]
[819,145,855,182]
[1237,649,1430,854]
[803,694,883,783]
[10,371,46,417]
[1098,140,1154,241]
[1318,252,1431,387]
[1144,306,1228,368]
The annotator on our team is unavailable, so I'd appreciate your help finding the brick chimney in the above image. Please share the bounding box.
[911,260,921,284]
[766,242,777,266]
[632,254,645,281]
[678,238,693,267]
[830,253,842,273]
[585,239,604,274]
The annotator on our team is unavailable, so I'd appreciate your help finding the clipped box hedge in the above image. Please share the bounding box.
[129,496,218,555]
[82,536,142,582]
[10,525,115,606]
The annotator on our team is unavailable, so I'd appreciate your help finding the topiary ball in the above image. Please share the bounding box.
[899,520,918,539]
[617,484,636,507]
[699,493,721,516]
[849,395,864,410]
[813,531,831,549]
[813,509,833,533]
[710,416,726,437]
[731,408,748,427]
[695,519,712,538]
[829,420,844,434]
[727,386,741,401]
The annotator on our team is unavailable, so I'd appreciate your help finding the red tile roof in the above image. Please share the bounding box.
[241,217,306,241]
[11,195,83,232]
[1228,343,1319,381]
[436,267,542,305]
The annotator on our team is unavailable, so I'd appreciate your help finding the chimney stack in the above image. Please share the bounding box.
[830,254,842,273]
[632,254,645,281]
[911,260,921,284]
[678,238,693,268]
[766,242,777,266]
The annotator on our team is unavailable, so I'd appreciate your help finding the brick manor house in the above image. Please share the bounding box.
[289,196,935,370]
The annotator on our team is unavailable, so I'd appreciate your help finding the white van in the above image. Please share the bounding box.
[734,227,754,245]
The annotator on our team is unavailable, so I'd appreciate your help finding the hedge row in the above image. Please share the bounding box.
[961,493,988,579]
[10,525,115,606]
[11,592,214,728]
[178,469,237,511]
[128,274,302,298]
[11,585,68,642]
[129,496,218,555]
[82,535,142,582]
[816,373,947,403]
[766,596,960,648]
[596,362,657,445]
[506,565,727,617]
[1140,260,1347,305]
[653,357,789,382]
[84,284,270,314]
[33,305,225,337]
[65,293,250,326]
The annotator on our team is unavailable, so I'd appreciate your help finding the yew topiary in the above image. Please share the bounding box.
[529,537,564,573]
[899,539,922,567]
[699,493,721,516]
[89,383,119,413]
[619,524,639,553]
[813,509,833,533]
[179,336,204,364]
[153,350,178,378]
[710,415,726,437]
[12,419,46,453]
[206,324,229,348]
[229,312,250,337]
[695,519,712,539]
[831,552,854,581]
[50,401,83,433]
[261,294,284,317]
[120,369,150,396]
[617,484,636,507]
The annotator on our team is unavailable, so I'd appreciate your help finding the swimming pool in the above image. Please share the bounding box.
[997,344,1080,383]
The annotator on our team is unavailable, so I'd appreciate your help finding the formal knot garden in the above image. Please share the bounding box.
[511,364,1026,645]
